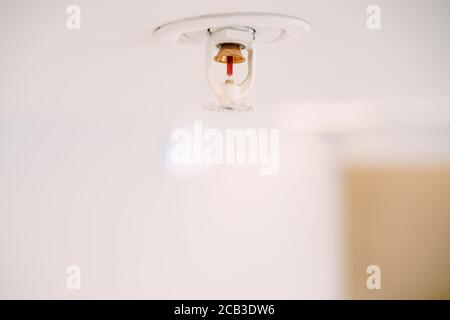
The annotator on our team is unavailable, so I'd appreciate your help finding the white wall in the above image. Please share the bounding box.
[0,120,344,298]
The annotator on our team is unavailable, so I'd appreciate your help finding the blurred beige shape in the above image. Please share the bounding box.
[345,166,450,299]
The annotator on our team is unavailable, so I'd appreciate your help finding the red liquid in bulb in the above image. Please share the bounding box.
[226,56,233,77]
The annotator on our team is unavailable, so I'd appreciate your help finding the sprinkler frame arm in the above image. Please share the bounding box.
[205,28,255,103]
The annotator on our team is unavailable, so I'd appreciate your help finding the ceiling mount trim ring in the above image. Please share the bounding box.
[154,12,310,47]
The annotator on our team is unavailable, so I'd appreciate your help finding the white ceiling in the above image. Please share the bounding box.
[1,0,449,131]
[0,0,449,299]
